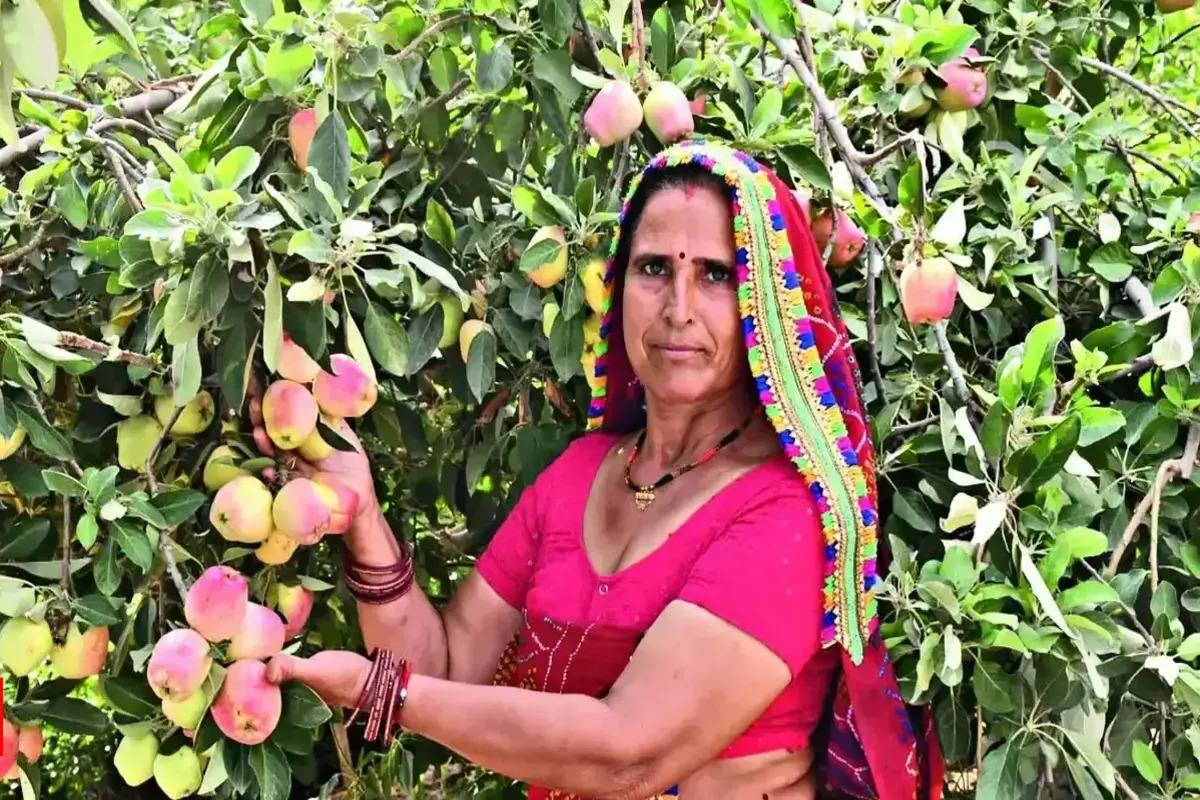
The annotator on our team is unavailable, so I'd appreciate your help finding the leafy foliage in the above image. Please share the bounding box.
[2,0,1200,797]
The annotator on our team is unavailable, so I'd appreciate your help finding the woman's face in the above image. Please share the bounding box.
[621,181,748,408]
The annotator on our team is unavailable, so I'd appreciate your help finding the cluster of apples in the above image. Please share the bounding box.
[0,615,109,782]
[899,48,989,119]
[207,336,373,565]
[584,78,696,147]
[114,388,217,473]
[115,566,313,798]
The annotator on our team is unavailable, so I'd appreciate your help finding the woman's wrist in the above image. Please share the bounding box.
[345,505,404,567]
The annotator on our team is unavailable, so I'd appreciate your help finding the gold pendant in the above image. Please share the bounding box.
[634,489,656,511]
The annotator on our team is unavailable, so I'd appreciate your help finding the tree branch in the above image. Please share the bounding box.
[1103,142,1181,184]
[61,497,72,593]
[1106,423,1200,577]
[1124,276,1157,318]
[103,144,145,213]
[934,321,970,404]
[55,331,156,367]
[0,224,49,269]
[16,89,90,111]
[631,0,646,87]
[0,88,179,168]
[25,390,84,477]
[1073,52,1200,136]
[395,13,471,62]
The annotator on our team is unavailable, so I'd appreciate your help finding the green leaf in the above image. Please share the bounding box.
[249,742,291,800]
[1088,243,1134,282]
[747,0,795,37]
[343,307,378,385]
[13,403,74,461]
[424,200,456,251]
[404,304,444,377]
[288,230,334,263]
[280,683,332,728]
[5,0,64,87]
[1076,407,1125,447]
[151,489,207,527]
[264,41,314,96]
[477,41,514,93]
[162,280,204,346]
[549,314,582,381]
[1018,315,1064,390]
[0,49,18,147]
[650,6,676,75]
[750,88,783,139]
[1177,633,1200,661]
[1131,740,1162,784]
[364,303,408,377]
[211,146,261,191]
[519,238,564,274]
[428,48,460,94]
[73,594,122,626]
[80,0,139,55]
[93,540,121,596]
[975,741,1021,800]
[466,328,497,403]
[492,308,532,358]
[0,518,53,560]
[76,513,100,549]
[39,697,110,735]
[1008,413,1081,493]
[308,110,351,204]
[110,519,154,572]
[217,321,256,415]
[1057,580,1119,611]
[223,741,253,794]
[171,336,202,407]
[41,468,87,497]
[56,166,89,230]
[537,0,575,42]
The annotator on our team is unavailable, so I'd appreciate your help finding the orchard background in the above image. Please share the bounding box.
[2,0,1200,796]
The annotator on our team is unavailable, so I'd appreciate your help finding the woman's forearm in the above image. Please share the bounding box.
[347,509,450,678]
[401,674,654,799]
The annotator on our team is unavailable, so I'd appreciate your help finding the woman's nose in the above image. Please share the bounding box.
[662,265,696,326]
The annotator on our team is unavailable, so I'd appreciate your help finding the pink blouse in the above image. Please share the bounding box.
[476,432,839,759]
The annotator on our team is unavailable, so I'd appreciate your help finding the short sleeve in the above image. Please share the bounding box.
[677,482,826,677]
[474,434,617,610]
[475,478,542,610]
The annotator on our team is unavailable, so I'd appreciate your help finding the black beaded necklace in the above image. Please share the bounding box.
[622,411,758,511]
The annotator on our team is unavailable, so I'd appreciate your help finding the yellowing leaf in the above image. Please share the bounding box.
[940,493,978,532]
[971,497,1008,547]
[931,197,967,247]
[956,275,994,311]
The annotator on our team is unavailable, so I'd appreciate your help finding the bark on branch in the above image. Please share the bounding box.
[0,88,179,168]
[1072,52,1200,138]
[56,331,156,367]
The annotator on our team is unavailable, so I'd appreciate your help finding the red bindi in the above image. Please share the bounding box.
[678,252,686,260]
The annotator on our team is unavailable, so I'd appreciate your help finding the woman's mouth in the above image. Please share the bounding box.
[654,344,703,360]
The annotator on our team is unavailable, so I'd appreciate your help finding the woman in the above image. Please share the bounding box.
[269,141,944,800]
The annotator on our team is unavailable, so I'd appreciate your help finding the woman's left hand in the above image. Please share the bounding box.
[266,651,372,709]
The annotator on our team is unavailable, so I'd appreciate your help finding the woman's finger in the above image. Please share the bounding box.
[265,654,311,687]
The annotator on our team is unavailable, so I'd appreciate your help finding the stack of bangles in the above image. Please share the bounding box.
[347,648,412,746]
[342,545,415,604]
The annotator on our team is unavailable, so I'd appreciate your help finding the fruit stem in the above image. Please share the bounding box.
[146,405,190,599]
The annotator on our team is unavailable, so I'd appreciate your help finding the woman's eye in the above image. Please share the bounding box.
[706,267,732,283]
[642,261,667,277]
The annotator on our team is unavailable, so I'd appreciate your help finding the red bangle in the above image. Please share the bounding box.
[348,648,413,746]
[343,546,415,604]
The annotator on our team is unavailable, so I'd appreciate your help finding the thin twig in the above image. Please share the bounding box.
[1151,424,1200,590]
[609,140,631,207]
[886,416,937,439]
[856,131,921,165]
[55,331,156,367]
[61,498,72,592]
[1114,773,1140,800]
[417,76,470,116]
[103,145,144,213]
[15,89,90,111]
[1111,141,1149,215]
[1030,51,1092,111]
[1104,142,1181,184]
[146,406,188,599]
[395,13,471,62]
[94,116,161,139]
[1073,52,1200,135]
[1155,21,1200,54]
[934,321,969,403]
[0,224,48,268]
[865,242,887,399]
[575,0,609,76]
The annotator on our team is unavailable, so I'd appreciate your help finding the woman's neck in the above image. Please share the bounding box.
[639,390,759,469]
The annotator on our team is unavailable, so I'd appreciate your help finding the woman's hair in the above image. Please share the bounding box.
[610,163,731,278]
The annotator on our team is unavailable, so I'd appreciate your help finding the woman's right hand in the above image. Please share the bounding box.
[288,419,382,528]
